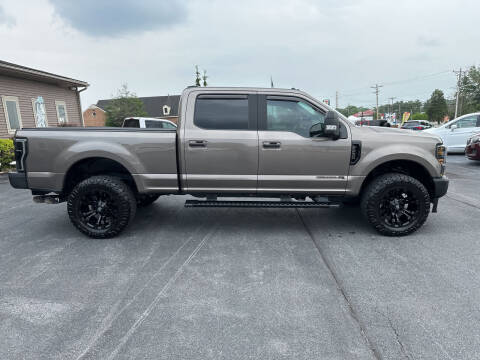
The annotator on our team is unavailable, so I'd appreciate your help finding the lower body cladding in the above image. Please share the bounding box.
[8,172,449,239]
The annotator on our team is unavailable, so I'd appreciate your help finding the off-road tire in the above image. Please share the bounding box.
[360,173,430,236]
[67,176,137,238]
[136,194,160,207]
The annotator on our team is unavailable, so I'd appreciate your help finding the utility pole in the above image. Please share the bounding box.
[335,91,339,109]
[453,68,462,118]
[388,96,396,123]
[371,84,383,120]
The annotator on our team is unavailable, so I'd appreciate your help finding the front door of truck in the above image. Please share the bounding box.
[257,95,351,195]
[183,93,258,192]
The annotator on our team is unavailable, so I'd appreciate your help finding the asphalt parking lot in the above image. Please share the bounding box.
[0,154,479,360]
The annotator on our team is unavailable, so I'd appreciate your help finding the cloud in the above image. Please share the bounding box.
[0,5,15,27]
[48,0,187,37]
[417,35,441,47]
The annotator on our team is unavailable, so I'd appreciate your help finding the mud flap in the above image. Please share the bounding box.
[431,198,438,213]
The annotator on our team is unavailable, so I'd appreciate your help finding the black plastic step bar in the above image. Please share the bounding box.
[185,200,342,208]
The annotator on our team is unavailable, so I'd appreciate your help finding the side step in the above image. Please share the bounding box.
[185,200,342,208]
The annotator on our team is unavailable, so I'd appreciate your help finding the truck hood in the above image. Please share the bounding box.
[354,125,443,143]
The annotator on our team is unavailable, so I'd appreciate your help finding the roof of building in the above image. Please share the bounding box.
[0,60,89,88]
[96,95,180,117]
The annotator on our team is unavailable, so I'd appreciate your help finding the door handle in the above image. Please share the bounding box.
[189,140,207,147]
[263,141,281,149]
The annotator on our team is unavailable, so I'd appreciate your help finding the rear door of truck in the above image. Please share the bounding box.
[182,91,258,193]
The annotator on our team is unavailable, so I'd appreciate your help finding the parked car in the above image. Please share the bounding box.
[401,120,432,131]
[123,117,177,129]
[9,87,448,238]
[355,119,391,127]
[424,113,480,153]
[465,132,480,160]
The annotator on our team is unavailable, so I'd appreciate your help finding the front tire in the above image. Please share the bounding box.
[361,173,430,236]
[67,176,137,238]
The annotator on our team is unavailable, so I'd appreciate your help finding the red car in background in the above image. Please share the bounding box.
[466,133,480,160]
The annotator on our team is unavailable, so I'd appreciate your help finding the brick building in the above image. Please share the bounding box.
[83,105,106,127]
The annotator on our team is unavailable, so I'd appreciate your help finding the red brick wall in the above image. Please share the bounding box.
[83,107,106,127]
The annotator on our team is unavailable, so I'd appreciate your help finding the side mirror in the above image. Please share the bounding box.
[450,124,457,131]
[323,110,340,140]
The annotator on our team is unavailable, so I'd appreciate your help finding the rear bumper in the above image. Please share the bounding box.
[432,176,449,198]
[8,172,28,189]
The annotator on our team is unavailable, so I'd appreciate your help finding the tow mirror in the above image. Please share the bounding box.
[323,110,340,140]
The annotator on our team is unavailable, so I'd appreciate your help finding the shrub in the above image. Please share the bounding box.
[0,139,14,171]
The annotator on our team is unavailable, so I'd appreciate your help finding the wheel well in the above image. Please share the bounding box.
[360,160,434,198]
[63,157,137,195]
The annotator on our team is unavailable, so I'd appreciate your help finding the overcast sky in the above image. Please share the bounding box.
[1,0,479,110]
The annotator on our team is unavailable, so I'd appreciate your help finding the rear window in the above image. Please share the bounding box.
[145,120,164,128]
[123,119,140,128]
[194,96,249,130]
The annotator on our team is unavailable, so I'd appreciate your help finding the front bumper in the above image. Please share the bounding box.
[465,143,480,160]
[8,172,28,189]
[432,176,449,198]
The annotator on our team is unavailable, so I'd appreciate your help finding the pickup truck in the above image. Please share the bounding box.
[9,87,449,238]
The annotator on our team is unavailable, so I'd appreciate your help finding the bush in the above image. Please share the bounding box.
[0,139,14,171]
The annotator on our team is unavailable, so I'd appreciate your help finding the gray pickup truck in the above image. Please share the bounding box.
[9,87,448,238]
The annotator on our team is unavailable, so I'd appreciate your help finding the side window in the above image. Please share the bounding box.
[145,120,164,128]
[266,99,325,137]
[123,118,140,128]
[456,116,477,128]
[55,100,68,124]
[194,96,249,130]
[2,96,22,133]
[163,122,177,129]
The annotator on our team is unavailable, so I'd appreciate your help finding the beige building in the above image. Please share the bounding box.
[0,60,88,138]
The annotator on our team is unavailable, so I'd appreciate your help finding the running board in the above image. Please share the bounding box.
[184,200,342,208]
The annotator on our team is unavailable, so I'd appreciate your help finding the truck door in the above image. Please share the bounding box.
[257,95,351,195]
[183,92,258,192]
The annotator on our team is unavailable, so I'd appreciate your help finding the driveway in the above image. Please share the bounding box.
[0,155,479,359]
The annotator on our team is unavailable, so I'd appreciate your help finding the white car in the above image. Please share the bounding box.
[122,117,177,129]
[424,112,480,153]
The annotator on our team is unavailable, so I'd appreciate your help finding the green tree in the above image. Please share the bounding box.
[105,84,147,127]
[425,89,448,124]
[195,65,201,86]
[202,69,208,87]
[458,66,480,115]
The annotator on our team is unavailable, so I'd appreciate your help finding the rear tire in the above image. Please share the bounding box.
[67,175,136,238]
[136,194,160,207]
[361,173,430,236]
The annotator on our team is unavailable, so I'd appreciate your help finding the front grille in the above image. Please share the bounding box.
[14,138,27,172]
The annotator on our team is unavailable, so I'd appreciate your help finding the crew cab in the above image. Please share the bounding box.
[9,87,449,238]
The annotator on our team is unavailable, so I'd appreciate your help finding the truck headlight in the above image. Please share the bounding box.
[435,144,446,175]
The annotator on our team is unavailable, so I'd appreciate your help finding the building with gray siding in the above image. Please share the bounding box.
[0,60,88,138]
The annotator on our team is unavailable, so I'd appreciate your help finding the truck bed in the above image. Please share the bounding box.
[16,127,179,193]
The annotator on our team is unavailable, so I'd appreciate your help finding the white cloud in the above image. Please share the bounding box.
[0,0,478,109]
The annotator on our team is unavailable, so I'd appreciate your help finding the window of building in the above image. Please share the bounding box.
[2,96,22,133]
[55,100,68,124]
[163,105,171,116]
[194,97,249,130]
[266,99,325,137]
